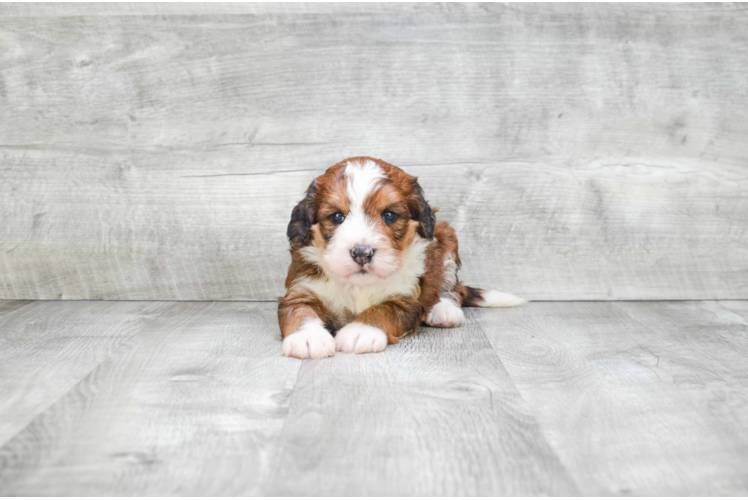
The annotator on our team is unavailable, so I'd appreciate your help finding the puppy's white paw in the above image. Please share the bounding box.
[282,318,335,359]
[425,298,464,328]
[335,322,388,354]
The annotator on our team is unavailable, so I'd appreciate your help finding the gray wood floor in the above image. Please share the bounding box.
[0,300,746,496]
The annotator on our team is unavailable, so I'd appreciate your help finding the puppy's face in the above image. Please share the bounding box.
[287,158,435,286]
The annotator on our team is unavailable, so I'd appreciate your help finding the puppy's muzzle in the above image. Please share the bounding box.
[351,245,375,266]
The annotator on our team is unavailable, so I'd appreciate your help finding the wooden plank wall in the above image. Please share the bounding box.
[1,3,747,301]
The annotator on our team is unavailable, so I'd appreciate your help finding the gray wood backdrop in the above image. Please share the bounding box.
[1,3,747,301]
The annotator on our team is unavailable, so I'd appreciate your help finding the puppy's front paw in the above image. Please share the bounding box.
[282,318,335,359]
[425,298,464,328]
[335,322,388,354]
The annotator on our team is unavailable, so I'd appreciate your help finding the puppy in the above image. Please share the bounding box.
[278,157,525,359]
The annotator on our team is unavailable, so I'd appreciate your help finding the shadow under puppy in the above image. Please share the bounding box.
[279,157,525,359]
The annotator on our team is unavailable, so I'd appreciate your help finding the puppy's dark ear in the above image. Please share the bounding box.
[409,179,436,240]
[287,181,318,248]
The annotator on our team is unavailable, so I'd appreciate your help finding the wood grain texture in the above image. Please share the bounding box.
[3,2,748,16]
[1,3,748,300]
[0,299,31,316]
[717,300,748,321]
[473,301,748,495]
[1,300,746,494]
[0,301,301,495]
[0,300,170,447]
[259,312,578,496]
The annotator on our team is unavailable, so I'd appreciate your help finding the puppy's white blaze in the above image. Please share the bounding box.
[425,297,464,328]
[281,317,335,359]
[296,236,430,316]
[477,290,527,308]
[321,159,389,282]
[344,159,385,212]
[335,322,388,354]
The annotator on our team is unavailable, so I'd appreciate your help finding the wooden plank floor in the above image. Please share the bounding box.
[0,300,746,495]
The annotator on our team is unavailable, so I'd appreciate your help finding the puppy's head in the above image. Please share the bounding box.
[287,157,435,286]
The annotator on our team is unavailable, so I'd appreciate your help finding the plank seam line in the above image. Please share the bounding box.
[606,301,703,352]
[714,300,748,324]
[252,358,305,494]
[0,300,35,319]
[0,313,152,452]
[463,307,582,495]
[464,308,539,411]
[0,301,207,452]
[181,168,320,178]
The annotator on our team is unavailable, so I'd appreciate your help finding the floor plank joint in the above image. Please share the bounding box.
[1,300,746,495]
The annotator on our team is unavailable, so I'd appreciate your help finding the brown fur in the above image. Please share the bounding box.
[278,287,327,338]
[354,296,423,344]
[455,283,484,307]
[416,221,462,323]
[280,157,472,345]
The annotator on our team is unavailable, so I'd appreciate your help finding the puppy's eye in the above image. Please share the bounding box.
[382,211,398,224]
[330,212,345,224]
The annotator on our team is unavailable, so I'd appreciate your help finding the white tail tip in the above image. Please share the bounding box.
[477,290,527,308]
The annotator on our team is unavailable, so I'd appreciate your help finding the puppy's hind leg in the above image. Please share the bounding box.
[424,254,465,328]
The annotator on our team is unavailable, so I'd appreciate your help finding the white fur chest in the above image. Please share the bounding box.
[296,237,430,317]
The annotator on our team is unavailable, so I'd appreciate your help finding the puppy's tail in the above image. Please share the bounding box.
[456,284,527,308]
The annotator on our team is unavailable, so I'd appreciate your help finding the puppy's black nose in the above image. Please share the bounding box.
[351,245,374,266]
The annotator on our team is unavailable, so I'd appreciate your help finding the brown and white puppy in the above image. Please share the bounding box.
[278,157,525,359]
